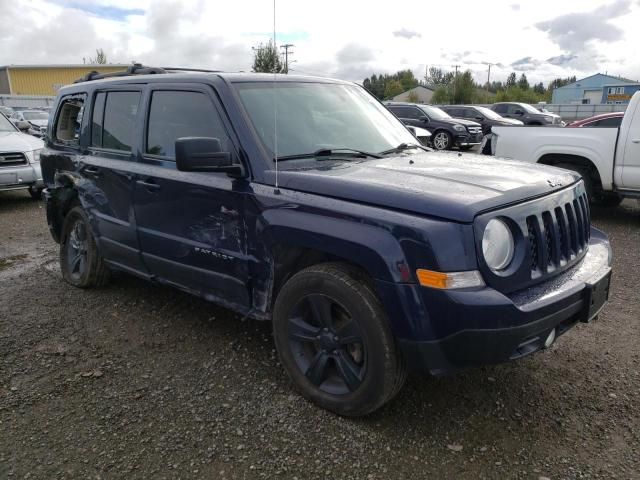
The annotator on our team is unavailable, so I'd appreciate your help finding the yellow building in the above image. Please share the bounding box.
[0,64,132,96]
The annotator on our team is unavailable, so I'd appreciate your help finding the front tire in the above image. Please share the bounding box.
[273,263,406,416]
[28,186,43,200]
[432,131,452,150]
[60,206,110,288]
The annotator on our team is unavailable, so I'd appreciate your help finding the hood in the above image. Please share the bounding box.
[0,131,45,152]
[437,117,481,128]
[496,118,523,126]
[266,152,580,222]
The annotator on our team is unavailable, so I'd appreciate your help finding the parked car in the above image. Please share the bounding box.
[41,67,612,416]
[0,112,45,198]
[566,112,624,128]
[10,110,49,138]
[492,91,640,206]
[385,102,483,150]
[490,102,563,125]
[441,105,524,135]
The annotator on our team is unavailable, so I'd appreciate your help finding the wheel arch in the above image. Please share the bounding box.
[537,153,602,190]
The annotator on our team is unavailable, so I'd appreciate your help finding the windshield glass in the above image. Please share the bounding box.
[418,105,451,120]
[234,82,416,160]
[520,103,543,114]
[23,111,48,121]
[0,113,17,132]
[475,106,503,120]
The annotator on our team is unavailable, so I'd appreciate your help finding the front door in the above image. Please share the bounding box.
[133,86,251,309]
[82,89,147,274]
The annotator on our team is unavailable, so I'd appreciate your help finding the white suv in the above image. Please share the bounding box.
[0,113,45,199]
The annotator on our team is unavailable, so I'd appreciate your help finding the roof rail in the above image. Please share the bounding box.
[73,64,167,83]
[162,67,222,73]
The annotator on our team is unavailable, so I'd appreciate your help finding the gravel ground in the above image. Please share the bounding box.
[1,190,639,480]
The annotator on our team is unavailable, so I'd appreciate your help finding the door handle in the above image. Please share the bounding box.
[136,179,161,192]
[632,139,640,144]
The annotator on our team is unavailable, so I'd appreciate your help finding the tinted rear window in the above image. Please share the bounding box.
[94,91,140,151]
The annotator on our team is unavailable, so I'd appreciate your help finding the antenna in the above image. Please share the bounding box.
[273,0,280,195]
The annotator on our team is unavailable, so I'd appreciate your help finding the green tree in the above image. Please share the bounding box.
[431,86,450,104]
[84,48,107,64]
[506,72,517,88]
[407,90,419,103]
[517,73,530,90]
[252,40,284,73]
[384,80,404,99]
[533,82,545,94]
[451,70,476,104]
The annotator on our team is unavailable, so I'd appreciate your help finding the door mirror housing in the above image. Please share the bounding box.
[175,137,243,177]
[513,109,524,116]
[419,116,429,123]
[475,116,484,121]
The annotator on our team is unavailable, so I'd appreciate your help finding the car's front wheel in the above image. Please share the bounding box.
[432,131,451,150]
[273,263,406,416]
[60,206,110,288]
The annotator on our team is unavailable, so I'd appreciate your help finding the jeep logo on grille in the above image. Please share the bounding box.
[547,177,564,187]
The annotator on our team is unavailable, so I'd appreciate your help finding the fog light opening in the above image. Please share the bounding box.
[544,328,556,349]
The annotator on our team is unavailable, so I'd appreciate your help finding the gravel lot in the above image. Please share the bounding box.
[1,190,639,479]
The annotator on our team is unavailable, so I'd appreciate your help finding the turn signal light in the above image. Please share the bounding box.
[416,269,485,290]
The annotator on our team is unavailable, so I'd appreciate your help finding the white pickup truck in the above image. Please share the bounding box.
[492,92,640,206]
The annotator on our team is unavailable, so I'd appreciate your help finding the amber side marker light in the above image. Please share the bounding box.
[416,269,485,290]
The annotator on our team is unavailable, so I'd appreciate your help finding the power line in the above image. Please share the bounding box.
[280,43,294,74]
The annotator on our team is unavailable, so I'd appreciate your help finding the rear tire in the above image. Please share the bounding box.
[273,263,406,416]
[60,206,110,288]
[597,192,624,207]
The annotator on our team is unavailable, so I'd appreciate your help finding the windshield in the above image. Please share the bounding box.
[0,113,17,132]
[475,106,503,120]
[23,111,48,121]
[234,82,416,161]
[520,103,543,114]
[418,105,451,120]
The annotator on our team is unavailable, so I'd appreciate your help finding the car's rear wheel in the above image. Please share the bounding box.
[597,192,624,207]
[60,206,110,288]
[273,263,406,416]
[432,131,451,150]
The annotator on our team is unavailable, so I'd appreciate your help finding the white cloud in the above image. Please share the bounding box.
[2,0,640,85]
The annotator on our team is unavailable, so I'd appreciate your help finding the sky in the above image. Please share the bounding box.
[1,0,640,86]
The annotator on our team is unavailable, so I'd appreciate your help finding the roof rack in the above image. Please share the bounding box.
[74,64,222,83]
[74,64,167,83]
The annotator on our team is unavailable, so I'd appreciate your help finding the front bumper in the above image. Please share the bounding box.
[0,163,43,192]
[454,132,483,146]
[393,228,612,375]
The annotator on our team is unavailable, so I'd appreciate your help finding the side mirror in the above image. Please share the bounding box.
[514,109,524,116]
[475,116,484,121]
[419,116,429,123]
[16,120,30,131]
[175,137,243,177]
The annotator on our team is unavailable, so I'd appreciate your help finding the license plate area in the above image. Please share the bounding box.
[581,270,611,323]
[0,172,18,185]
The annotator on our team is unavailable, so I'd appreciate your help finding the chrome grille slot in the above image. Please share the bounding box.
[554,206,569,260]
[565,202,578,254]
[0,152,28,168]
[526,216,539,271]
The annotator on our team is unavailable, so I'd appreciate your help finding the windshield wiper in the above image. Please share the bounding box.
[378,143,430,155]
[274,148,382,162]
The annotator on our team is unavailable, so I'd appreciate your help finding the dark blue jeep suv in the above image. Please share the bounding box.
[40,67,612,416]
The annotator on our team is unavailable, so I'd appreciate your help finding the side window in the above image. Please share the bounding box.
[91,92,105,147]
[146,91,232,159]
[448,108,464,117]
[406,107,423,119]
[493,104,507,114]
[54,95,86,145]
[103,92,140,151]
[464,108,479,118]
[389,106,408,118]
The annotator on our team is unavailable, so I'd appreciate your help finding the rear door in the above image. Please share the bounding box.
[82,89,147,274]
[133,85,251,308]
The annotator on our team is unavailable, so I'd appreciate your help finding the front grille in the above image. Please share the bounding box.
[467,126,482,135]
[525,191,590,276]
[0,152,28,168]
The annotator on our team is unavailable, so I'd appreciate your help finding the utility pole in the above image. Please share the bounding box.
[452,64,460,103]
[280,44,294,74]
[486,63,495,101]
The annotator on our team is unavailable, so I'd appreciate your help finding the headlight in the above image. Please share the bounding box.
[482,219,514,271]
[28,148,43,164]
[543,116,553,122]
[453,124,466,132]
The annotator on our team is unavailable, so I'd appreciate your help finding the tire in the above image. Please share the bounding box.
[598,192,624,207]
[272,263,406,416]
[555,163,594,202]
[60,206,110,288]
[28,186,43,200]
[432,130,452,150]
